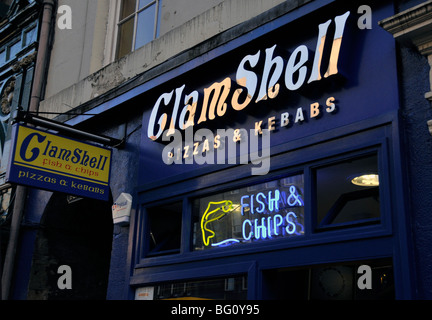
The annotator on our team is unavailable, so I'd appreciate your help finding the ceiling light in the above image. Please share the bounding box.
[351,174,379,187]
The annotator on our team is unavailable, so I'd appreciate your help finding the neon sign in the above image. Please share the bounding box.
[201,200,235,246]
[197,181,305,249]
[148,11,351,141]
[241,211,299,241]
[240,186,304,215]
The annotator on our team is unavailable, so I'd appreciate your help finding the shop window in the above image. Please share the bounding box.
[146,201,182,256]
[116,0,160,59]
[192,174,305,250]
[315,153,380,229]
[262,259,394,300]
[135,275,247,300]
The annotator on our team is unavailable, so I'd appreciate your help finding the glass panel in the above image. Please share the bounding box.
[315,153,380,228]
[117,18,134,59]
[139,0,154,9]
[134,4,156,50]
[193,174,305,250]
[24,26,37,46]
[262,259,394,300]
[0,49,5,64]
[120,0,137,20]
[20,66,34,111]
[147,201,182,255]
[136,275,248,300]
[262,268,310,299]
[8,40,21,60]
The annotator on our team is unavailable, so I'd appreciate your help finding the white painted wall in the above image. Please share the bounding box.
[41,0,287,115]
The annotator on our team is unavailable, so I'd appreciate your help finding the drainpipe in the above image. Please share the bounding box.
[29,0,56,113]
[1,187,27,300]
[1,0,56,300]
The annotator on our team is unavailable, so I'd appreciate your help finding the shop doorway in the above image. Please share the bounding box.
[27,192,113,300]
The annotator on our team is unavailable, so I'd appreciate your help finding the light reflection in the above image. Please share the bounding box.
[351,174,379,187]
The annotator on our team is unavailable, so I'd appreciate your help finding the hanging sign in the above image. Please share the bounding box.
[6,124,111,201]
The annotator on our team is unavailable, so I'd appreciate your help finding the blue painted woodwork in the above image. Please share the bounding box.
[125,0,417,300]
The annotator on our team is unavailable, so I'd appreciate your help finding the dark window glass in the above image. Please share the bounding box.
[315,154,380,229]
[136,275,248,300]
[117,18,134,59]
[262,259,394,300]
[120,0,136,19]
[20,66,34,111]
[147,201,182,256]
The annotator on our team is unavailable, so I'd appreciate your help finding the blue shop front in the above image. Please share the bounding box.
[125,0,414,300]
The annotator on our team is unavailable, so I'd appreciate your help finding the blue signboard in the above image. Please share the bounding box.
[136,1,399,184]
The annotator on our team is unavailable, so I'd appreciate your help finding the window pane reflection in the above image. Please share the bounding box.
[8,40,21,60]
[139,0,153,9]
[24,26,37,46]
[135,5,156,50]
[315,153,380,229]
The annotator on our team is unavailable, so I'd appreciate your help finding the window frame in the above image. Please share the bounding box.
[129,118,416,299]
[115,0,161,59]
[133,129,393,269]
[145,200,184,257]
[312,151,382,231]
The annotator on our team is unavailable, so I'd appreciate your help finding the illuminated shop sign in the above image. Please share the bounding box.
[148,11,350,141]
[194,174,304,249]
[6,124,112,201]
